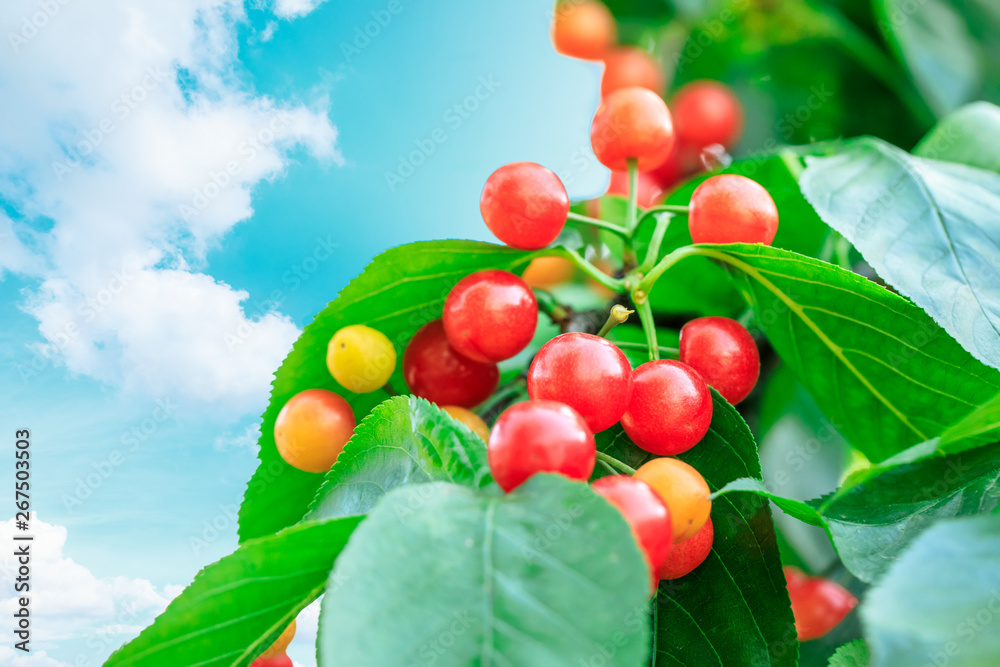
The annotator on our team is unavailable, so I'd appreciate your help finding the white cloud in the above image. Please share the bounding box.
[0,647,72,667]
[0,517,178,660]
[214,420,262,451]
[273,0,326,19]
[0,0,340,418]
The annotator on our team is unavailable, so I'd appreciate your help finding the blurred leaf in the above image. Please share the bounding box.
[828,639,870,666]
[801,137,1000,370]
[317,476,651,667]
[306,396,491,521]
[915,102,1000,173]
[940,390,1000,450]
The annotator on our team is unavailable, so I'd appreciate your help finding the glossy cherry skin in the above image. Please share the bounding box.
[591,87,675,172]
[443,270,537,363]
[688,174,779,245]
[601,47,665,97]
[784,566,859,641]
[552,0,616,61]
[480,162,570,250]
[621,360,713,456]
[274,389,356,473]
[657,517,713,579]
[634,457,712,542]
[607,169,664,208]
[592,475,672,574]
[251,654,293,667]
[488,400,595,492]
[403,319,500,408]
[671,80,744,150]
[679,316,760,404]
[527,333,633,433]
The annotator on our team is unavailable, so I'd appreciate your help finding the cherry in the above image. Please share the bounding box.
[591,87,675,172]
[403,319,500,408]
[671,80,744,150]
[648,140,702,189]
[634,457,712,542]
[688,174,779,245]
[527,333,632,433]
[521,256,575,288]
[657,517,713,580]
[488,400,595,492]
[274,390,356,473]
[327,325,396,394]
[251,654,293,667]
[442,405,491,442]
[443,269,538,363]
[621,360,713,456]
[480,162,570,250]
[552,0,616,61]
[601,47,665,97]
[784,566,859,641]
[592,475,672,575]
[679,316,760,404]
[607,169,664,208]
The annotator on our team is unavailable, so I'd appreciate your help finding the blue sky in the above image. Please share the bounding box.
[0,0,607,664]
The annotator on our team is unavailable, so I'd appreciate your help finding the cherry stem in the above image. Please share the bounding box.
[613,341,680,359]
[565,211,629,237]
[597,459,618,476]
[595,451,637,475]
[534,290,571,327]
[635,245,703,296]
[565,248,625,292]
[625,158,639,235]
[638,214,671,274]
[642,204,690,217]
[382,384,397,396]
[635,300,660,361]
[597,305,634,338]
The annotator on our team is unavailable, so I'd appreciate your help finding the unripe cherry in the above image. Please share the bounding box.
[327,325,396,393]
[634,457,712,542]
[679,316,760,404]
[274,390,355,473]
[442,406,491,442]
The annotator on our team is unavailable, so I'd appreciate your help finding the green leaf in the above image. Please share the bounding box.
[829,639,871,666]
[598,392,797,666]
[104,516,362,667]
[713,441,1000,582]
[800,137,1000,372]
[305,395,491,521]
[691,244,1000,461]
[862,514,1000,666]
[317,476,652,666]
[941,390,1000,448]
[238,240,539,543]
[915,102,1000,174]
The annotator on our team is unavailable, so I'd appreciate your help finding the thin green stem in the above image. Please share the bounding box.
[566,211,629,237]
[641,204,690,216]
[635,300,659,361]
[638,214,671,273]
[626,158,639,235]
[534,289,571,327]
[595,451,636,475]
[565,248,625,293]
[636,245,703,296]
[597,305,633,338]
[613,341,680,359]
[597,459,617,476]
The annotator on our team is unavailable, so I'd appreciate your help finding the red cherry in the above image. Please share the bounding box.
[480,162,570,250]
[679,317,760,404]
[606,169,664,208]
[591,87,675,172]
[443,270,538,363]
[688,174,779,245]
[527,333,632,433]
[488,400,595,492]
[784,567,859,641]
[671,81,744,150]
[251,653,293,667]
[601,47,665,97]
[552,0,616,61]
[592,475,672,574]
[657,517,713,580]
[403,319,499,408]
[621,360,713,455]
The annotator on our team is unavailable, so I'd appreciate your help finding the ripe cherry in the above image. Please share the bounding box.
[403,319,500,408]
[688,174,779,245]
[480,162,570,250]
[251,654,293,667]
[592,475,672,575]
[621,360,713,456]
[591,87,675,172]
[634,457,712,542]
[521,256,575,288]
[648,140,702,189]
[552,0,616,61]
[657,517,713,580]
[442,405,491,442]
[671,80,744,150]
[274,389,356,473]
[488,400,595,492]
[443,269,537,363]
[327,325,396,394]
[679,316,760,404]
[784,566,859,641]
[607,169,664,208]
[527,333,632,433]
[601,47,665,97]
